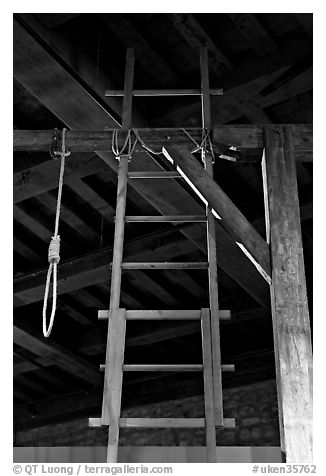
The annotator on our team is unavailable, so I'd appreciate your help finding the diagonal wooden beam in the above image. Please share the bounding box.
[228,14,278,56]
[13,326,101,387]
[163,145,271,279]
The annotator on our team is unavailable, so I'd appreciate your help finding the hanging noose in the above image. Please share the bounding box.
[42,128,70,338]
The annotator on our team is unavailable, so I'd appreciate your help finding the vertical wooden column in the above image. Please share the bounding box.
[200,47,224,429]
[262,125,313,462]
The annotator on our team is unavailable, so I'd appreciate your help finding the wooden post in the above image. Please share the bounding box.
[122,48,135,129]
[201,308,217,462]
[262,125,313,462]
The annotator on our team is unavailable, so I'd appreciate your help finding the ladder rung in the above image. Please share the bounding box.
[89,417,236,429]
[121,262,208,270]
[105,88,224,97]
[98,309,231,320]
[100,364,235,372]
[128,171,182,179]
[100,364,203,372]
[120,417,236,428]
[124,215,207,223]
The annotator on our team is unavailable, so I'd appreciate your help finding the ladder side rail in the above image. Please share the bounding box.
[201,308,218,462]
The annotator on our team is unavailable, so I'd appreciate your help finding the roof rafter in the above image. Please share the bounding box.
[228,14,278,56]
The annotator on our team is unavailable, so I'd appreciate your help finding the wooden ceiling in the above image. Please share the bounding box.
[13,13,312,431]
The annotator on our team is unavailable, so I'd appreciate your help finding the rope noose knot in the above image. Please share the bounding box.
[48,235,61,264]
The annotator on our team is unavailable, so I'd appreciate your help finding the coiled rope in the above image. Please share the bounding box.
[42,128,70,338]
[112,129,138,160]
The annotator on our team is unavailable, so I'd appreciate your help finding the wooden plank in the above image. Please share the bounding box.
[121,262,208,270]
[122,48,134,130]
[105,364,204,372]
[99,309,231,320]
[105,88,223,96]
[124,215,207,223]
[109,156,129,310]
[228,14,278,56]
[200,47,211,130]
[171,14,233,76]
[119,417,235,428]
[13,126,312,156]
[128,171,181,179]
[201,308,217,462]
[36,13,81,29]
[204,154,223,427]
[14,152,106,204]
[163,145,271,278]
[13,326,100,386]
[89,417,235,428]
[262,125,313,463]
[101,309,126,462]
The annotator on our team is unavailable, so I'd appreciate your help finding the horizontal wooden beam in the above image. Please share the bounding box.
[105,89,223,96]
[89,417,236,428]
[98,309,231,320]
[163,145,271,278]
[121,262,208,270]
[124,215,207,223]
[13,125,312,158]
[99,364,235,372]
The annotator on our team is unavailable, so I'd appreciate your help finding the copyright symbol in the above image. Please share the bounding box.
[13,466,22,474]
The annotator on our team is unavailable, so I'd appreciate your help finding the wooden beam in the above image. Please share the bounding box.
[163,145,271,279]
[35,13,81,29]
[171,14,233,76]
[101,14,178,86]
[105,89,223,97]
[13,326,101,387]
[262,125,312,462]
[122,49,134,129]
[14,152,108,204]
[13,126,312,158]
[228,14,278,56]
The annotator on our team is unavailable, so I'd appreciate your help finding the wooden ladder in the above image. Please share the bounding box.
[89,47,235,463]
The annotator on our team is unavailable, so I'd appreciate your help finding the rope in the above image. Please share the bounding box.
[42,128,70,338]
[133,129,163,155]
[182,128,215,163]
[111,129,138,161]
